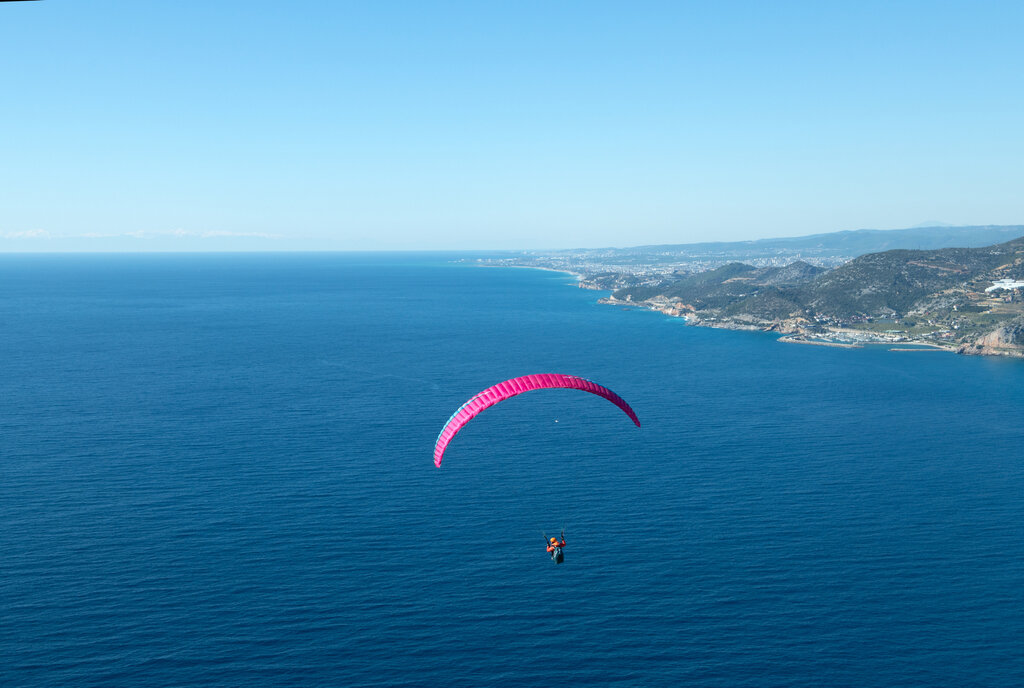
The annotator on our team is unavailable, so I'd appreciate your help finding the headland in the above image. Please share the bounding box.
[479,226,1024,359]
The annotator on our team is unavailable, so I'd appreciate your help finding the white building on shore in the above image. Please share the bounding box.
[985,278,1024,292]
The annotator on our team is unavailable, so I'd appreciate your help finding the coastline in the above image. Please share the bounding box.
[491,262,1024,359]
[476,263,583,282]
[778,335,862,349]
[889,347,954,352]
[606,295,1015,357]
[593,279,1017,358]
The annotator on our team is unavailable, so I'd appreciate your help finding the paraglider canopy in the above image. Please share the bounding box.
[433,373,640,467]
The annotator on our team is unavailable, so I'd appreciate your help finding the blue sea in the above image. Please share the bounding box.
[2,253,1023,687]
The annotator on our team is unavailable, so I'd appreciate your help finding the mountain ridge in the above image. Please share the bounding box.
[604,235,1024,357]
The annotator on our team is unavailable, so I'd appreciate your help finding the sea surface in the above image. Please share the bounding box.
[2,253,1023,687]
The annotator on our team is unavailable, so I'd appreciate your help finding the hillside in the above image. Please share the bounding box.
[607,236,1024,357]
[623,261,824,312]
[802,237,1024,318]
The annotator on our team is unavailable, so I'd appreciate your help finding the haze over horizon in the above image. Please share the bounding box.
[2,1,1023,252]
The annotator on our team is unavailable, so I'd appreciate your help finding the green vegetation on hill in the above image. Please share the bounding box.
[611,236,1024,352]
[616,261,825,312]
[803,239,1024,318]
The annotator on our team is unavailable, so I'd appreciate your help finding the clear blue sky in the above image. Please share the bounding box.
[2,1,1022,251]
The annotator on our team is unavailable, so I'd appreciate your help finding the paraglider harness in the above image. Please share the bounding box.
[544,530,565,564]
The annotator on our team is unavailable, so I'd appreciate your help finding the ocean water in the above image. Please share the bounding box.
[2,253,1023,687]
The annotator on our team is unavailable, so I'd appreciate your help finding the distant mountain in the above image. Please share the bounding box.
[616,225,1024,258]
[497,225,1024,280]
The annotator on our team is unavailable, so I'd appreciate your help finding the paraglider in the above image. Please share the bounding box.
[433,374,639,565]
[546,531,566,564]
[433,373,640,468]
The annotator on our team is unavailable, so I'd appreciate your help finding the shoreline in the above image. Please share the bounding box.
[778,335,862,349]
[493,263,1023,359]
[889,347,954,352]
[475,263,583,282]
[595,291,1004,357]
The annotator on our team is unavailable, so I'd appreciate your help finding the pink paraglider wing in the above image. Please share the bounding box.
[433,373,640,467]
